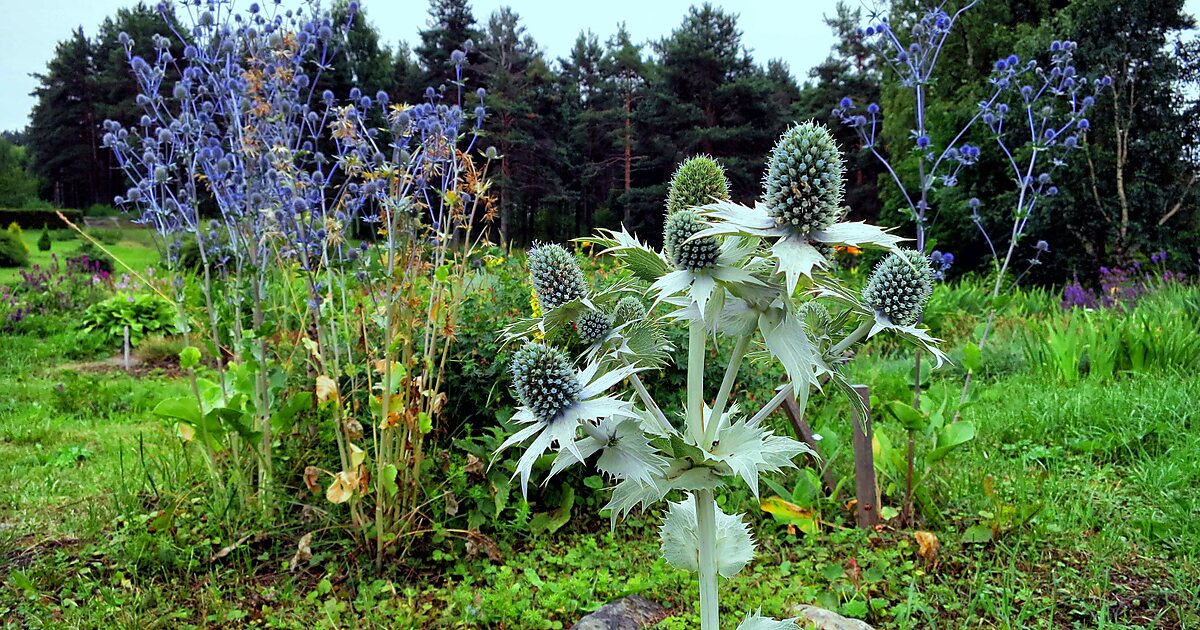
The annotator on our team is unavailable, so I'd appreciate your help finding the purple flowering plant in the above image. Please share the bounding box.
[100,0,494,560]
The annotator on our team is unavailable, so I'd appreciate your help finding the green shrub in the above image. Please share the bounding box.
[0,207,81,229]
[0,229,28,267]
[87,228,122,245]
[6,221,27,253]
[78,293,177,346]
[37,227,51,251]
[84,203,121,217]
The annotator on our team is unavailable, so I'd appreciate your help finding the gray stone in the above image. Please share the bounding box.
[790,605,875,630]
[571,596,669,630]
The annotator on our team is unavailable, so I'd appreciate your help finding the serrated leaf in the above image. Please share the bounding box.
[659,493,755,578]
[736,611,800,630]
[759,309,823,396]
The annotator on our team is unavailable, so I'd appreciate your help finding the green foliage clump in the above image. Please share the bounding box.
[37,227,52,251]
[88,228,122,245]
[763,122,845,235]
[0,229,29,267]
[666,155,730,214]
[78,293,176,346]
[863,249,934,326]
[6,221,28,254]
[663,210,719,270]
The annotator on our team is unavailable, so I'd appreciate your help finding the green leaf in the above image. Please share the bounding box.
[883,400,927,432]
[530,486,574,535]
[179,346,201,369]
[928,421,976,463]
[961,524,994,544]
[381,464,399,498]
[962,343,982,373]
[435,264,451,283]
[418,411,433,435]
[153,397,201,425]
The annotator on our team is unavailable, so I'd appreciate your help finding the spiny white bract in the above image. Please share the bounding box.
[528,243,588,310]
[664,210,720,270]
[863,249,935,326]
[666,155,731,214]
[577,309,613,344]
[763,122,845,235]
[510,342,582,422]
[612,296,647,326]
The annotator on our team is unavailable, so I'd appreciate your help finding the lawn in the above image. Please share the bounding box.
[0,229,161,284]
[0,315,1196,628]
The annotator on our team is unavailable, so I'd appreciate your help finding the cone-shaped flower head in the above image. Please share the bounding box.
[511,342,583,422]
[764,122,846,235]
[528,242,588,310]
[577,309,613,344]
[612,296,647,327]
[863,249,934,326]
[666,155,731,214]
[664,210,720,271]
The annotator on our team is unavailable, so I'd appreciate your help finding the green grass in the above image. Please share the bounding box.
[0,229,160,283]
[0,319,1197,627]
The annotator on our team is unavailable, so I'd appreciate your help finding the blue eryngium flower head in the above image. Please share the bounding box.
[666,155,730,215]
[528,242,588,310]
[663,210,720,271]
[612,296,647,327]
[863,249,935,326]
[576,309,613,344]
[763,121,845,235]
[511,342,582,423]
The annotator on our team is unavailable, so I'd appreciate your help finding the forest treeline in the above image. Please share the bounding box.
[9,0,1200,281]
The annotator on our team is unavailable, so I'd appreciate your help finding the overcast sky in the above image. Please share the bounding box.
[2,0,1198,132]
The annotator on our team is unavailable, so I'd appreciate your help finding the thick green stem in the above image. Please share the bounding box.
[831,319,873,357]
[695,488,720,629]
[686,320,707,443]
[628,371,672,434]
[703,334,750,446]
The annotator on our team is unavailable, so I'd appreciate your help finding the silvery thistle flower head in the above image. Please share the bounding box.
[863,249,935,327]
[763,122,845,235]
[664,210,721,271]
[576,308,613,344]
[612,296,648,327]
[651,162,767,318]
[528,242,588,310]
[498,342,637,496]
[666,155,731,215]
[693,122,904,294]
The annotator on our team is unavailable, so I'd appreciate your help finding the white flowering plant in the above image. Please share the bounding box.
[498,125,944,628]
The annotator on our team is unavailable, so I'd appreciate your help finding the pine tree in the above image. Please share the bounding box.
[27,28,98,209]
[476,7,568,245]
[415,0,483,89]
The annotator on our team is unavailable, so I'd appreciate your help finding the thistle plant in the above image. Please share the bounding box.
[102,1,494,568]
[951,41,1106,418]
[499,124,943,628]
